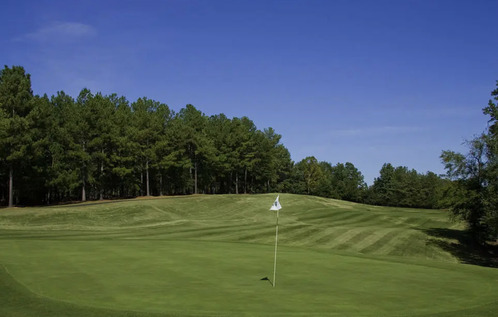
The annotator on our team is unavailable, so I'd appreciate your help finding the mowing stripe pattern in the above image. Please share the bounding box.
[0,194,459,262]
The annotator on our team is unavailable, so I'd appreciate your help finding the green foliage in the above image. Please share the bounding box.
[367,163,446,208]
[0,66,34,206]
[330,162,367,202]
[130,97,171,196]
[441,81,498,242]
[0,74,295,204]
[294,156,323,195]
[286,159,367,203]
[0,65,449,208]
[0,65,33,116]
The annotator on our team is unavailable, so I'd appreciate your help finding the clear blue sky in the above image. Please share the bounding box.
[1,0,497,184]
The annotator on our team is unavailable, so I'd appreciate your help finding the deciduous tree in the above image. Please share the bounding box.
[441,81,498,242]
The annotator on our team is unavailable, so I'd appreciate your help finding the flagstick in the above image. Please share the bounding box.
[272,208,279,288]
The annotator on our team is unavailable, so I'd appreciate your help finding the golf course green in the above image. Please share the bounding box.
[0,194,497,316]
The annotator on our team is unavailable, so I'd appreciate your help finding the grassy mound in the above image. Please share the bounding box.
[0,194,497,316]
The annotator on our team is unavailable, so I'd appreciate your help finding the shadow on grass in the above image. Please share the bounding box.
[424,228,498,268]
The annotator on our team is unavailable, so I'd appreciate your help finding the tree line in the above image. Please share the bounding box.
[0,65,474,213]
[0,66,296,204]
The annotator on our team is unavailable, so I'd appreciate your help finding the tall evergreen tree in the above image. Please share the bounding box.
[206,114,232,193]
[107,94,136,198]
[28,94,55,203]
[130,97,170,196]
[175,105,214,194]
[47,91,80,202]
[73,89,94,201]
[0,66,34,207]
[0,105,8,204]
[149,101,172,196]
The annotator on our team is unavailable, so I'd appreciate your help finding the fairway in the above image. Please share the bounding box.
[1,194,497,316]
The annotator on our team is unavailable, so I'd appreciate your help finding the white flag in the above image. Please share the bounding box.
[270,195,281,211]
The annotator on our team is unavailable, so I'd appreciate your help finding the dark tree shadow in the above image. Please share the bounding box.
[423,228,498,268]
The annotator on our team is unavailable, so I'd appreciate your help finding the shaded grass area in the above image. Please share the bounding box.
[424,228,498,268]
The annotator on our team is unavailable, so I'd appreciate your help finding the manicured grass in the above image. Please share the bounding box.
[0,194,497,316]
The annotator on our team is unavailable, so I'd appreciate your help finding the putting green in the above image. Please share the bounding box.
[1,194,498,316]
[1,239,497,316]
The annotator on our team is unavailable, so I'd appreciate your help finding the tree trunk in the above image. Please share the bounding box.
[159,173,163,196]
[194,161,198,194]
[235,171,239,194]
[82,143,87,202]
[140,172,143,196]
[146,160,150,196]
[244,167,248,194]
[8,166,13,207]
[251,175,254,194]
[100,157,104,200]
[101,149,106,200]
[82,178,86,202]
[189,167,193,194]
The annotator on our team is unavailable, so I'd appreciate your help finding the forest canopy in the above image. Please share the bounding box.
[0,65,476,213]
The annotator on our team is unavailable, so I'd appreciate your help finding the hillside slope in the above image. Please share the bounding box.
[1,194,498,317]
[0,194,461,262]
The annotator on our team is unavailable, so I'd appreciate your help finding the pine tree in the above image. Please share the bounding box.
[0,66,34,207]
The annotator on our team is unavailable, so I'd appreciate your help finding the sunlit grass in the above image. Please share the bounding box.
[0,194,496,316]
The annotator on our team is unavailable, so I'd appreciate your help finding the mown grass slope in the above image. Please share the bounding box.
[0,194,497,316]
[0,194,461,260]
